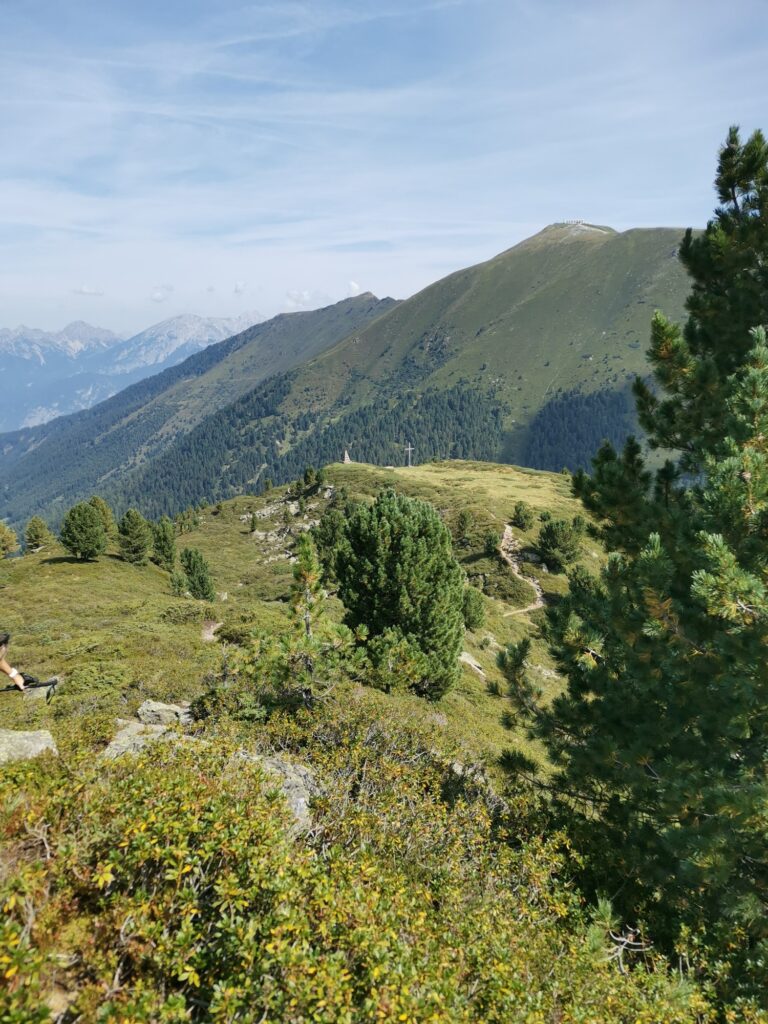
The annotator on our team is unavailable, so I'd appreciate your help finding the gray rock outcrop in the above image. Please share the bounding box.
[98,717,320,832]
[0,729,58,763]
[233,752,321,831]
[137,699,193,726]
[101,719,170,760]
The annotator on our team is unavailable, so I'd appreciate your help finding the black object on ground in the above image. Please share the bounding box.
[0,675,59,698]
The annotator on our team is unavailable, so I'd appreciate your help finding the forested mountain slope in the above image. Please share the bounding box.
[2,224,692,525]
[0,294,396,525]
[114,223,693,517]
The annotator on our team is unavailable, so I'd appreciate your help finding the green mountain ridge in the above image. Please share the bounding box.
[0,293,396,524]
[1,224,692,525]
[118,223,692,518]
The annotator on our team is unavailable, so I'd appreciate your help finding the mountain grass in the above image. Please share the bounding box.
[0,460,595,771]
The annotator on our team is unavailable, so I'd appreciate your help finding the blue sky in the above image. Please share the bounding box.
[1,0,767,333]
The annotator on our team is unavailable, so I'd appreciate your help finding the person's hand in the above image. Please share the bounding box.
[8,668,24,691]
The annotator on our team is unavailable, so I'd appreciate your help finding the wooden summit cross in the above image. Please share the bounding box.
[404,442,415,468]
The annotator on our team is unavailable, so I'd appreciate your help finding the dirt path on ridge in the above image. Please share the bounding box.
[499,525,545,618]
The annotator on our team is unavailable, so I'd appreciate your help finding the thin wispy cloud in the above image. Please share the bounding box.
[72,284,104,297]
[1,0,766,331]
[150,284,174,303]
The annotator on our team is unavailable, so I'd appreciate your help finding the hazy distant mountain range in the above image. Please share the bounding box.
[0,311,263,431]
[0,223,695,527]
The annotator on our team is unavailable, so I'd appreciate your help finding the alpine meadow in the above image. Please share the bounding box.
[2,3,768,1019]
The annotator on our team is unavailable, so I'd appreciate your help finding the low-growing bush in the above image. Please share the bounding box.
[0,700,719,1022]
[511,500,535,530]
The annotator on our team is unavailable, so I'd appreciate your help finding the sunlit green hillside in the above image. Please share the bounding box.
[0,460,597,763]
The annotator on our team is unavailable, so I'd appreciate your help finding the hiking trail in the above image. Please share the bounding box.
[499,525,545,617]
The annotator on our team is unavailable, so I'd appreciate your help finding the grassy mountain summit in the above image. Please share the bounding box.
[115,223,692,519]
[287,223,687,445]
[0,224,691,526]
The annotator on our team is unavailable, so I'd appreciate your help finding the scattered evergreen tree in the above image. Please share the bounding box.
[170,571,187,597]
[290,533,323,639]
[462,586,485,631]
[454,508,473,547]
[230,534,363,710]
[180,547,215,601]
[152,515,177,571]
[118,508,152,565]
[536,516,584,571]
[516,128,768,1005]
[332,489,464,699]
[0,521,19,557]
[175,507,199,534]
[24,516,55,552]
[483,530,500,557]
[512,501,535,530]
[60,502,107,561]
[88,495,117,540]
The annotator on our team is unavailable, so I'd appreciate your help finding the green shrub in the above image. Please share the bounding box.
[536,516,585,570]
[483,530,500,556]
[512,501,536,530]
[462,585,486,630]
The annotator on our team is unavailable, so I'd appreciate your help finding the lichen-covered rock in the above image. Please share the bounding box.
[0,728,57,763]
[137,699,193,726]
[101,720,169,760]
[233,752,321,831]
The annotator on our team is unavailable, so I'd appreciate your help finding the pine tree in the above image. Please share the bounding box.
[536,516,584,571]
[24,516,55,552]
[118,508,152,565]
[512,501,535,530]
[0,521,19,557]
[454,508,473,547]
[88,495,117,540]
[462,585,485,630]
[290,533,324,638]
[332,489,464,699]
[180,547,215,601]
[230,534,362,710]
[60,502,107,561]
[518,128,768,1003]
[152,515,176,571]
